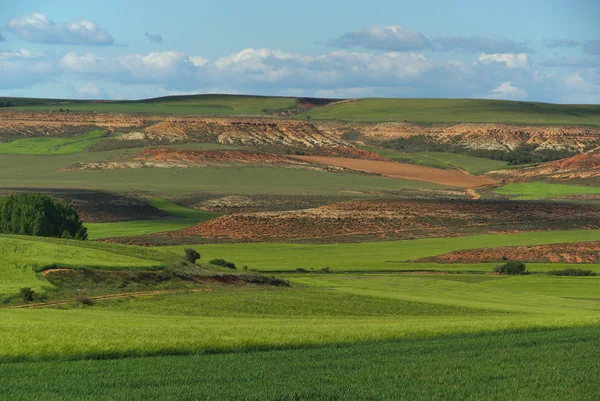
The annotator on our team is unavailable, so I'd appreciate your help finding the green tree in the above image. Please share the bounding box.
[0,193,87,239]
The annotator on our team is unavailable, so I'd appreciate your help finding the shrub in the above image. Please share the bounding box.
[321,266,331,273]
[209,259,236,269]
[547,268,597,276]
[341,130,361,141]
[19,287,35,302]
[493,261,527,275]
[0,193,87,239]
[184,248,201,264]
[76,295,95,306]
[296,268,309,273]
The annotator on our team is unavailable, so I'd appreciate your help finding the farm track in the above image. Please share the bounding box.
[1,288,213,310]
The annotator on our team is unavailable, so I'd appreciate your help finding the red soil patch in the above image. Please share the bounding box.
[420,241,600,264]
[164,200,600,242]
[290,156,497,189]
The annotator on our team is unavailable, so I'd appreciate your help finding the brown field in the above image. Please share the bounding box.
[418,241,600,264]
[291,155,497,189]
[162,199,600,243]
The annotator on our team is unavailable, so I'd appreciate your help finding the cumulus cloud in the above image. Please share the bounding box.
[583,41,600,55]
[325,25,429,51]
[0,49,54,88]
[487,81,527,100]
[76,83,109,99]
[2,46,599,104]
[145,32,163,44]
[477,53,529,69]
[543,39,579,48]
[432,36,535,53]
[58,51,200,87]
[6,12,114,46]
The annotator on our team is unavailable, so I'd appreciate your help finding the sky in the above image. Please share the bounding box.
[0,0,599,103]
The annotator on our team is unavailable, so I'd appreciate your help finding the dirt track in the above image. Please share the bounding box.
[291,156,497,189]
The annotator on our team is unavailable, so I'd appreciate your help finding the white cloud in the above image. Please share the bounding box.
[487,81,527,100]
[0,49,54,89]
[478,53,529,69]
[75,83,109,99]
[7,12,114,46]
[326,25,429,51]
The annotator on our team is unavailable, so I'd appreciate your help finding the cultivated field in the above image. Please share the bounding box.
[1,94,599,400]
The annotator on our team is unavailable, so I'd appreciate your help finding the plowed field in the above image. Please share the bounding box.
[166,200,600,242]
[419,241,600,263]
[291,156,497,188]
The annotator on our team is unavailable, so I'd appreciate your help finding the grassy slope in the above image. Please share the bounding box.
[8,94,300,116]
[298,98,600,125]
[0,236,166,298]
[0,273,598,361]
[1,326,597,401]
[0,131,106,155]
[86,198,220,240]
[172,229,600,272]
[496,182,600,200]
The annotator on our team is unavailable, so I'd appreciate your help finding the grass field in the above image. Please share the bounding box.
[0,151,452,196]
[1,233,599,399]
[7,94,302,116]
[1,326,597,401]
[364,146,510,174]
[0,272,598,362]
[172,229,600,272]
[298,98,600,125]
[0,236,166,298]
[496,182,600,200]
[86,198,220,240]
[0,131,107,155]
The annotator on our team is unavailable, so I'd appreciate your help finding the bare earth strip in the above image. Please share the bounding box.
[291,156,497,189]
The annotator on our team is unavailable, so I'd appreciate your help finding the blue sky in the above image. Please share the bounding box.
[1,0,599,102]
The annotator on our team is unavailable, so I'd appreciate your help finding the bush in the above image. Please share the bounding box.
[493,261,527,275]
[341,130,361,141]
[184,248,201,264]
[547,268,597,276]
[19,287,35,302]
[76,295,95,306]
[296,268,309,273]
[0,193,87,239]
[209,259,236,269]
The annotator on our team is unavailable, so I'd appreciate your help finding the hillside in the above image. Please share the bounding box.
[489,147,600,182]
[0,94,338,116]
[2,95,600,126]
[298,98,600,126]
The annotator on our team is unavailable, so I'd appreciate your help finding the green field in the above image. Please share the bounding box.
[86,198,220,240]
[1,326,596,401]
[6,94,302,116]
[298,98,600,125]
[1,231,599,399]
[364,146,510,174]
[496,182,600,200]
[173,229,600,272]
[0,131,107,155]
[0,151,452,197]
[0,236,166,298]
